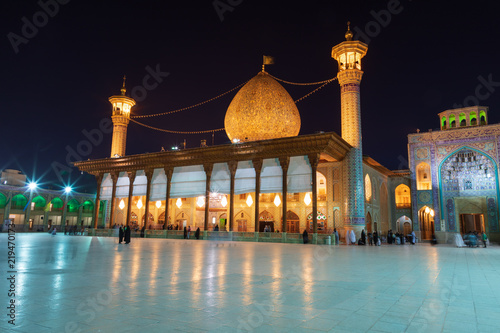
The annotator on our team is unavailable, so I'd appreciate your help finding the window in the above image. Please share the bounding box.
[365,174,372,201]
[395,184,411,208]
[417,163,432,190]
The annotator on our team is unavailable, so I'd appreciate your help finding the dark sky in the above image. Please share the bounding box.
[2,0,500,193]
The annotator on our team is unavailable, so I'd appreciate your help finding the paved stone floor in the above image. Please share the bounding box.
[1,234,500,333]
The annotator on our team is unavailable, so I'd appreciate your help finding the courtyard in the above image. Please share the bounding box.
[1,234,499,332]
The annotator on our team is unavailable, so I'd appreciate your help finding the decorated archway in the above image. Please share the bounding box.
[307,210,327,233]
[280,210,299,233]
[258,210,274,232]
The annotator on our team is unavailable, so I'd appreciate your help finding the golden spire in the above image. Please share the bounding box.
[345,21,353,41]
[121,75,127,95]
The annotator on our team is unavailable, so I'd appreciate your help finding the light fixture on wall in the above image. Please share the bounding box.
[246,194,253,207]
[430,209,435,217]
[197,196,205,207]
[176,198,182,208]
[156,200,162,209]
[304,192,312,206]
[221,195,227,208]
[274,194,281,207]
[119,199,125,210]
[425,207,430,214]
[137,199,143,209]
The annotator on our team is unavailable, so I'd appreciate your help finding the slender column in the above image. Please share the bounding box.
[62,194,68,233]
[143,169,153,228]
[109,172,118,228]
[252,159,263,232]
[126,171,136,227]
[228,161,237,232]
[279,157,290,233]
[309,154,320,233]
[3,192,12,223]
[77,203,83,229]
[163,168,173,229]
[25,190,35,230]
[93,174,103,228]
[204,164,213,231]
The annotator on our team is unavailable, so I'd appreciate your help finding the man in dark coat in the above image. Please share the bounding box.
[124,226,131,244]
[118,226,124,244]
[195,227,200,240]
[303,230,309,244]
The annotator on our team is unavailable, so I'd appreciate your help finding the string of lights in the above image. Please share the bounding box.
[268,74,337,86]
[129,118,224,134]
[129,75,337,134]
[294,78,337,103]
[131,80,249,119]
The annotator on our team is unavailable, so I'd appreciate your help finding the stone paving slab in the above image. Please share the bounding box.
[1,234,499,332]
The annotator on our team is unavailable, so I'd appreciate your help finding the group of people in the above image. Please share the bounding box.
[462,231,487,248]
[184,226,201,239]
[118,225,131,244]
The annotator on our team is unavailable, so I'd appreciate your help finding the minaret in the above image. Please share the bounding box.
[331,23,368,230]
[109,76,136,158]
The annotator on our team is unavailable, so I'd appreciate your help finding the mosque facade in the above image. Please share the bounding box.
[72,28,500,243]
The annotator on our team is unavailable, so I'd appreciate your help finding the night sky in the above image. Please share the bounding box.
[2,0,500,193]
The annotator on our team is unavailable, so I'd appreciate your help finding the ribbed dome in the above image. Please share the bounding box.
[224,71,301,142]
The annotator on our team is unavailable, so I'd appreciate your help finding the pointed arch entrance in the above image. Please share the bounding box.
[280,210,299,233]
[366,212,372,233]
[259,210,274,232]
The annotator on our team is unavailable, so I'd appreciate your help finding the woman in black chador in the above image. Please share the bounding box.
[118,226,124,244]
[195,227,200,240]
[124,226,131,244]
[183,226,187,239]
[303,229,309,244]
[140,225,145,238]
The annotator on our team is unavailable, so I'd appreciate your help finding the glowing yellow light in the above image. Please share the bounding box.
[137,199,143,209]
[176,198,182,208]
[119,199,125,210]
[425,207,430,214]
[246,194,253,207]
[274,194,281,207]
[430,209,435,217]
[156,200,162,209]
[221,196,227,207]
[304,192,312,206]
[197,196,205,208]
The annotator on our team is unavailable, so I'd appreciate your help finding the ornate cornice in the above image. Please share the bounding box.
[73,132,352,176]
[408,123,500,144]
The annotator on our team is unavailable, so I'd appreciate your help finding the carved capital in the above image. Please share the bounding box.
[127,170,136,183]
[252,158,263,175]
[145,169,154,182]
[164,167,173,182]
[228,161,238,177]
[279,156,290,172]
[204,163,213,178]
[308,153,320,170]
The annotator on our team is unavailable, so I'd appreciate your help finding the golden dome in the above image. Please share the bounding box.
[224,71,301,142]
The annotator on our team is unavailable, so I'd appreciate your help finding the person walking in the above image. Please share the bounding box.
[360,229,366,245]
[303,229,309,244]
[124,225,131,244]
[118,226,124,244]
[195,227,200,240]
[482,232,488,248]
[140,225,146,238]
[373,231,379,246]
[183,226,187,239]
[368,232,373,245]
[187,226,191,239]
[333,228,339,245]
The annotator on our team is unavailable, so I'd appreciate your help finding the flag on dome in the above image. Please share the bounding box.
[263,55,275,65]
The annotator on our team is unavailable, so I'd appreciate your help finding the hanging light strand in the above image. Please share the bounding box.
[268,74,337,86]
[131,80,249,119]
[129,117,225,135]
[294,79,336,104]
[128,76,337,134]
